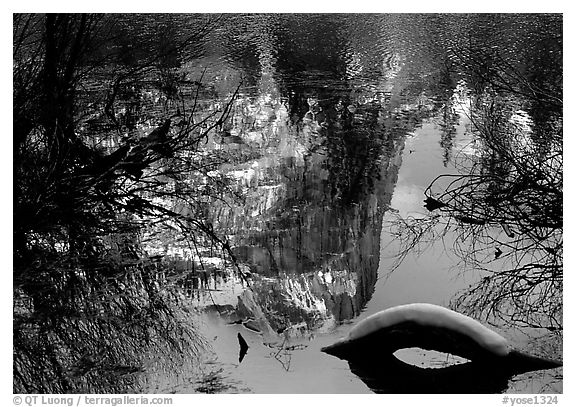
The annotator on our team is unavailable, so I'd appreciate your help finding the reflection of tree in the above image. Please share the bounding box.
[445,97,561,330]
[393,43,562,332]
[438,101,459,167]
[324,103,386,205]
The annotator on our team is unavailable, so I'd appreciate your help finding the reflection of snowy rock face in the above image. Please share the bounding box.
[209,139,395,325]
[509,110,533,133]
[234,275,334,337]
[451,79,471,116]
[509,109,535,154]
[196,83,406,336]
[278,275,328,316]
[312,269,360,321]
[237,289,276,338]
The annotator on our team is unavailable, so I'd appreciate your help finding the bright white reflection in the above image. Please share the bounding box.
[393,347,471,369]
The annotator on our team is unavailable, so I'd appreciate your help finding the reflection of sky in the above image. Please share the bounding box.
[389,183,427,219]
[366,112,481,314]
[392,121,460,218]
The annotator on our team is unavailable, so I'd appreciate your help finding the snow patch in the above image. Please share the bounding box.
[347,303,510,356]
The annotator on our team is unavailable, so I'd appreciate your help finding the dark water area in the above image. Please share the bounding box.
[14,13,561,394]
[141,13,563,394]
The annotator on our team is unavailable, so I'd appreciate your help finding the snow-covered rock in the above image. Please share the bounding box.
[346,303,510,356]
[322,303,562,377]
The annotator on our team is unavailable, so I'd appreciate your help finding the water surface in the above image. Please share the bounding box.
[149,14,562,393]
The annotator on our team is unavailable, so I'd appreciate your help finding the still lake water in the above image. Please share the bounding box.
[147,14,562,393]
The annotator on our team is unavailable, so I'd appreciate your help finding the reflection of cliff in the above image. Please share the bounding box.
[201,85,411,332]
[186,14,456,335]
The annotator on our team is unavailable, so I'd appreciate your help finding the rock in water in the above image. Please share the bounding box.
[321,303,561,375]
